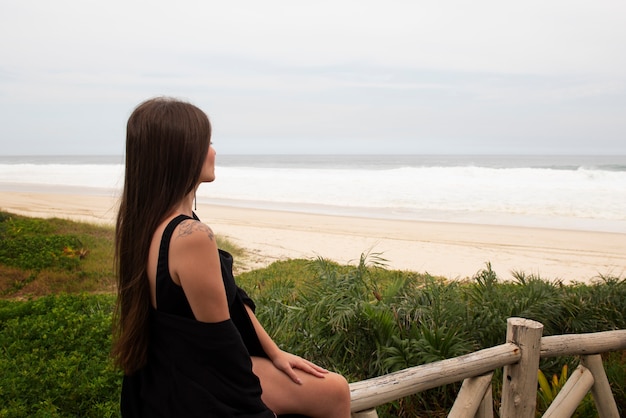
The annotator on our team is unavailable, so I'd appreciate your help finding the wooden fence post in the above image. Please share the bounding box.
[448,373,493,418]
[500,317,543,418]
[581,354,620,418]
[476,384,494,418]
[542,364,594,418]
[351,409,378,418]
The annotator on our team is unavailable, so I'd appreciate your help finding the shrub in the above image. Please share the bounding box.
[240,257,626,417]
[0,294,121,417]
[0,214,84,271]
[0,226,624,417]
[0,213,116,298]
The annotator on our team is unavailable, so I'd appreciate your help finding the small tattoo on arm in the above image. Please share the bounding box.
[178,220,215,241]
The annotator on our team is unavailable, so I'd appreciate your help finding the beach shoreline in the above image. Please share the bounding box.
[1,190,625,283]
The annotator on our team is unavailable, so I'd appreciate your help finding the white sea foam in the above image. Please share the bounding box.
[1,155,625,232]
[0,163,124,190]
[200,165,626,227]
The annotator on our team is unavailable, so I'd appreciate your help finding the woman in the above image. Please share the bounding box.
[112,97,351,417]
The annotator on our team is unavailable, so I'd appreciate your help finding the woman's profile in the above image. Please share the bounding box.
[112,97,351,417]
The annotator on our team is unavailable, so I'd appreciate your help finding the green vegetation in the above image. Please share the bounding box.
[0,294,118,417]
[0,211,243,298]
[0,212,624,417]
[243,255,626,416]
[0,211,115,297]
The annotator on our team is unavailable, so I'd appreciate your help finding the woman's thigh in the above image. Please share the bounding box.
[251,356,350,417]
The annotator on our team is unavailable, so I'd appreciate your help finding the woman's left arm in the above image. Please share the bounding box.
[244,305,328,384]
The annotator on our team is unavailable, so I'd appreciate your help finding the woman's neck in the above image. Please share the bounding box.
[170,193,195,218]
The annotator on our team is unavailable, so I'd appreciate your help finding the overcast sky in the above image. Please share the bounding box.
[1,0,625,155]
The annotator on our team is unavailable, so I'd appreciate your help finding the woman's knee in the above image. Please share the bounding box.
[323,372,351,406]
[317,372,351,417]
[253,357,351,416]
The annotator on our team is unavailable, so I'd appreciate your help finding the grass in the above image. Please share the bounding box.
[0,211,246,298]
[0,212,625,417]
[0,211,115,297]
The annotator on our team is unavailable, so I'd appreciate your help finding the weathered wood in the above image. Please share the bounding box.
[476,383,494,418]
[500,317,543,418]
[346,324,624,416]
[541,330,626,357]
[542,365,594,418]
[350,408,378,418]
[349,343,520,412]
[448,373,493,418]
[581,354,620,418]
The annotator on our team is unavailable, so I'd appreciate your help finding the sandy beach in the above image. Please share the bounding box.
[1,190,625,283]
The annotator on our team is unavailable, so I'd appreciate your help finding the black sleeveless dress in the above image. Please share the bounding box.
[120,214,275,417]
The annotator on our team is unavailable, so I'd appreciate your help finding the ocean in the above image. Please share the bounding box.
[1,154,625,233]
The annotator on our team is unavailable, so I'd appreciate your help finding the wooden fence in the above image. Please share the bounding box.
[349,317,626,418]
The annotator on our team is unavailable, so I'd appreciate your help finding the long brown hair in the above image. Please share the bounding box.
[112,97,211,374]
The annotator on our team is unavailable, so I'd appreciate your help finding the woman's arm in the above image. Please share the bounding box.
[244,305,328,384]
[170,220,230,323]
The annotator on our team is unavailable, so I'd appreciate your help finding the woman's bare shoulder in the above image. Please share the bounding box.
[170,218,228,322]
[174,219,216,244]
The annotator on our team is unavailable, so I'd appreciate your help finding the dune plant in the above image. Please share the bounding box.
[537,364,569,408]
[1,214,625,417]
[248,254,475,415]
[0,294,120,417]
[242,257,626,417]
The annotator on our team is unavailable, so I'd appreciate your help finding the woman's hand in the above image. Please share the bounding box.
[270,350,329,385]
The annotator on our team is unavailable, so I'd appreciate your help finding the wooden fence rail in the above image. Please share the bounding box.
[349,317,626,418]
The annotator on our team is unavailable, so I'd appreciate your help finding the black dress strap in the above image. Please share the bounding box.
[156,214,194,311]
